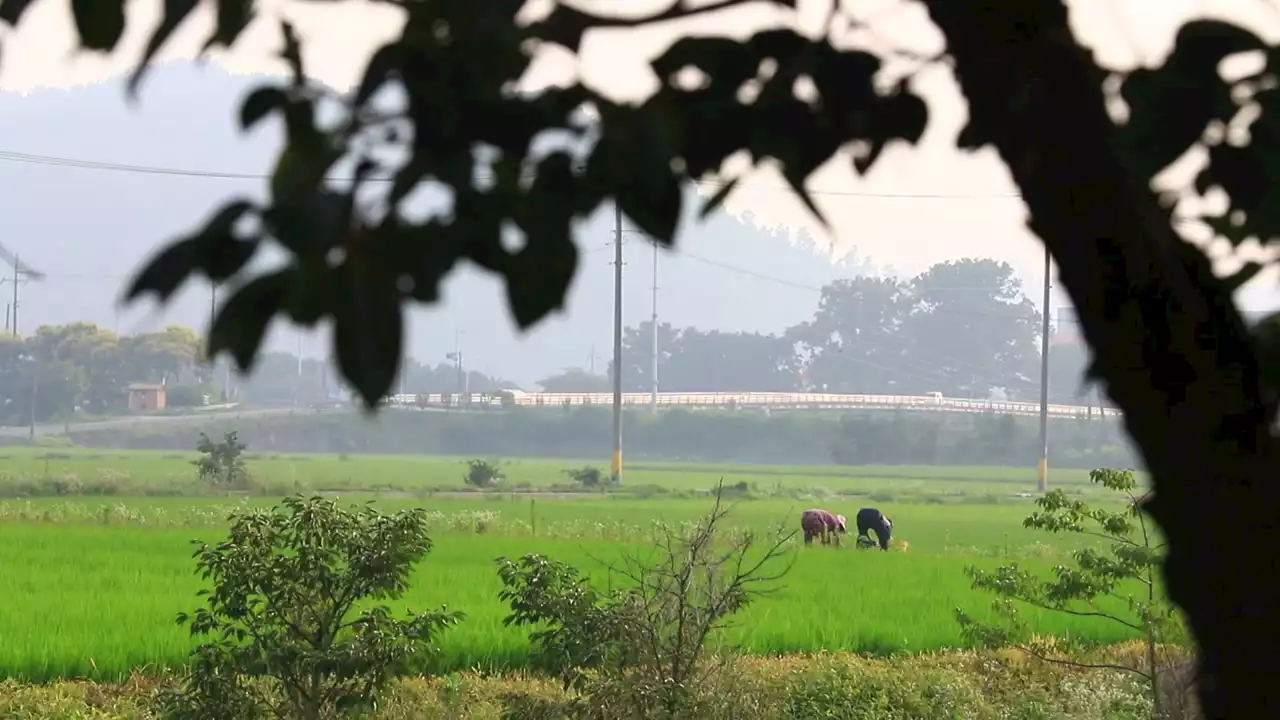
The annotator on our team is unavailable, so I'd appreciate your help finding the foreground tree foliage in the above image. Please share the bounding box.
[496,483,796,717]
[9,0,1280,713]
[957,468,1188,717]
[155,496,462,720]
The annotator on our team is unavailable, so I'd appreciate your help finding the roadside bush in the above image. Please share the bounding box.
[192,431,252,490]
[153,495,463,720]
[464,459,504,488]
[496,554,626,690]
[563,466,604,488]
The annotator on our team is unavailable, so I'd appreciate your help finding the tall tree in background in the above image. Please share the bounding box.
[1047,337,1095,405]
[618,321,681,392]
[900,259,1040,400]
[664,328,795,392]
[23,0,1280,712]
[788,276,911,393]
[537,368,611,393]
[0,322,206,421]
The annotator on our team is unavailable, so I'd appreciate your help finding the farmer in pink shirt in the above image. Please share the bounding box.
[801,508,847,546]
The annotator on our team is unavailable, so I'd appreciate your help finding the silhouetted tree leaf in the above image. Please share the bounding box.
[71,0,125,51]
[272,136,341,210]
[128,0,199,97]
[208,270,293,371]
[698,178,739,220]
[354,44,406,108]
[1116,20,1260,181]
[588,106,682,245]
[265,188,350,259]
[646,30,923,229]
[278,20,305,83]
[203,0,255,51]
[1223,261,1266,292]
[240,86,289,131]
[857,89,930,174]
[333,255,404,408]
[504,153,581,328]
[1195,86,1280,245]
[0,0,37,25]
[126,200,259,303]
[1199,212,1254,247]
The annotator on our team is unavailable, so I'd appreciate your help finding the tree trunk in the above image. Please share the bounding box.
[920,2,1280,716]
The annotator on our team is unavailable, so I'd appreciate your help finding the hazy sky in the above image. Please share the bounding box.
[0,0,1276,313]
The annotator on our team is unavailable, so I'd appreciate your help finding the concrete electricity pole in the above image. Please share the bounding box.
[611,203,624,484]
[1037,245,1051,493]
[650,241,659,412]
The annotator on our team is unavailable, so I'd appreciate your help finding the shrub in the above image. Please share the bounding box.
[956,468,1191,718]
[563,466,604,488]
[153,495,463,720]
[497,482,797,718]
[192,431,251,490]
[464,459,504,488]
[496,554,626,690]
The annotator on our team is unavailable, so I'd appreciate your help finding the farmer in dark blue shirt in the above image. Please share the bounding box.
[856,507,893,551]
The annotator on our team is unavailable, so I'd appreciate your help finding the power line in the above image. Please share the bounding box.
[0,147,1026,199]
[4,148,1222,333]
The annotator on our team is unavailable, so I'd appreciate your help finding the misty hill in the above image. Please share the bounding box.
[0,63,876,387]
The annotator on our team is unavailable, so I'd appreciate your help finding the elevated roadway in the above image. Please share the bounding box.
[389,391,1120,420]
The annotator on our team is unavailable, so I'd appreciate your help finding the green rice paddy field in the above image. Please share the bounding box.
[0,448,1154,683]
[0,445,1127,496]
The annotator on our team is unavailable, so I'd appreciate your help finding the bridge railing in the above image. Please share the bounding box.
[383,390,1120,418]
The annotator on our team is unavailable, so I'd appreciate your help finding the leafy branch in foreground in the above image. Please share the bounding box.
[590,481,797,717]
[110,2,927,409]
[955,469,1190,718]
[496,480,797,718]
[154,495,462,720]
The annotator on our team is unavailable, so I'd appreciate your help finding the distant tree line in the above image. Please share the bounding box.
[61,407,1136,469]
[0,323,207,426]
[0,322,520,421]
[537,258,1098,404]
[17,256,1092,422]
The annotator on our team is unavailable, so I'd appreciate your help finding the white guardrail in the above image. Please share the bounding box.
[383,391,1121,420]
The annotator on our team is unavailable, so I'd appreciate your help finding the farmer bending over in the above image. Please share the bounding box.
[801,508,847,546]
[855,507,894,551]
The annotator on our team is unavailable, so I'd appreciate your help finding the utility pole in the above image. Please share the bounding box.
[28,354,37,440]
[294,332,303,409]
[208,282,224,402]
[650,242,659,413]
[11,258,19,337]
[611,202,624,485]
[448,330,466,404]
[0,251,43,338]
[1037,245,1051,493]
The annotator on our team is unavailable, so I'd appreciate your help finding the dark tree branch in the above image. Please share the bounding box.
[536,0,792,51]
[920,1,1280,716]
